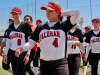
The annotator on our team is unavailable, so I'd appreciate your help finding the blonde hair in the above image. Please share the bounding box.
[49,2,63,21]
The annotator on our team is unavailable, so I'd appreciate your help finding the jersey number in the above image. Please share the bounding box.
[52,38,58,47]
[17,39,21,45]
[71,44,76,49]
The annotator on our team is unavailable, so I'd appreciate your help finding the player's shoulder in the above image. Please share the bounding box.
[37,21,48,28]
[20,21,29,26]
[75,28,82,34]
[8,23,14,29]
[87,30,93,35]
[76,28,81,31]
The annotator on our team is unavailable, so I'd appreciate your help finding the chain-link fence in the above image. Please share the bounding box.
[0,0,100,29]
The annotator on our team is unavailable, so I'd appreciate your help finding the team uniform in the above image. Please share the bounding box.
[5,22,32,75]
[85,30,100,75]
[83,33,92,66]
[24,23,36,75]
[22,18,75,75]
[2,29,12,72]
[67,28,84,75]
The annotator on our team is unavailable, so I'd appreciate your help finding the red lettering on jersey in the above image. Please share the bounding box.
[50,31,53,36]
[41,33,44,40]
[47,31,49,37]
[67,36,78,41]
[54,31,56,36]
[39,31,60,41]
[10,33,22,39]
[91,38,100,43]
[43,32,46,38]
[56,31,60,37]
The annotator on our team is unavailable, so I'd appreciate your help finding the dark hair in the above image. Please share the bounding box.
[9,18,14,22]
[24,15,33,22]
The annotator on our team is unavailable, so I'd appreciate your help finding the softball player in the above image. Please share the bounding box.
[3,7,32,75]
[82,26,92,75]
[15,1,80,75]
[0,18,14,56]
[85,18,100,75]
[0,18,14,74]
[24,15,37,75]
[36,19,42,26]
[67,27,85,75]
[32,19,42,75]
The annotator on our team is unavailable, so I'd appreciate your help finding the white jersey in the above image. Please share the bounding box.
[67,28,83,54]
[85,30,100,53]
[5,22,32,55]
[30,19,75,61]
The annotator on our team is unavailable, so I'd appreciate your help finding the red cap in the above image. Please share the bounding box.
[10,7,22,14]
[36,19,42,24]
[91,18,100,23]
[84,26,91,30]
[41,3,61,14]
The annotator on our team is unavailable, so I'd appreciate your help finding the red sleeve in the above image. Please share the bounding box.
[30,24,37,32]
[33,44,37,52]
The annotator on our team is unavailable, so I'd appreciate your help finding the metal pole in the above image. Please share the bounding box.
[32,3,33,19]
[27,4,28,14]
[67,0,68,9]
[35,0,36,22]
[90,0,92,20]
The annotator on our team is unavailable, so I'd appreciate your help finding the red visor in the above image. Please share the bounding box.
[84,26,91,30]
[36,19,42,23]
[91,18,100,23]
[10,8,22,14]
[41,4,61,14]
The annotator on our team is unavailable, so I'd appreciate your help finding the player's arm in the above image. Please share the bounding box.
[84,32,91,61]
[3,28,11,64]
[61,10,80,32]
[61,10,80,25]
[4,39,10,55]
[67,41,80,46]
[79,30,85,53]
[85,44,91,59]
[4,29,10,56]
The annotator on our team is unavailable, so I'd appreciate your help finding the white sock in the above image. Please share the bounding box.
[33,67,38,75]
[83,66,87,74]
[7,67,13,74]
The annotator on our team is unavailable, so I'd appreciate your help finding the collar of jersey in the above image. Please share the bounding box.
[70,28,76,33]
[45,21,60,29]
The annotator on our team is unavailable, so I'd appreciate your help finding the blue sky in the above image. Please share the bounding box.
[0,0,100,29]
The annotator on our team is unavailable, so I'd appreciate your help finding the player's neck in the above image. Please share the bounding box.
[49,18,59,23]
[94,27,100,31]
[14,19,21,25]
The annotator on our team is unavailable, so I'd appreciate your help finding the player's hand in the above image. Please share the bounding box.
[81,52,85,58]
[15,47,24,57]
[74,41,80,46]
[3,55,8,64]
[23,54,29,65]
[84,57,87,62]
